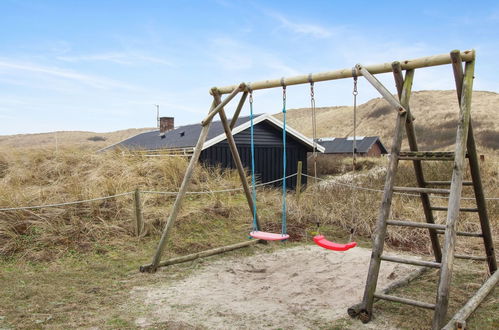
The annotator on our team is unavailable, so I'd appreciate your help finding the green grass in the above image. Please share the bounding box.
[1,235,497,329]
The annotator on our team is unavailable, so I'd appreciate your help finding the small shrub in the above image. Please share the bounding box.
[477,130,499,150]
[87,136,106,142]
[367,105,392,119]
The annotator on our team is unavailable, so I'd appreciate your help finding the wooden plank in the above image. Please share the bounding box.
[374,293,436,310]
[381,255,441,268]
[433,54,475,330]
[442,270,499,330]
[450,50,497,273]
[454,254,487,261]
[393,187,450,194]
[214,92,261,231]
[140,240,260,271]
[214,50,475,94]
[357,64,406,114]
[202,83,245,126]
[229,91,248,130]
[426,181,473,186]
[143,101,218,273]
[386,220,445,230]
[436,230,483,238]
[430,207,479,212]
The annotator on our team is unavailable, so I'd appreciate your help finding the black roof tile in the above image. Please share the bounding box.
[317,136,387,154]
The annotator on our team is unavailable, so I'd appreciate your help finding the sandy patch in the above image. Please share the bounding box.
[132,245,416,329]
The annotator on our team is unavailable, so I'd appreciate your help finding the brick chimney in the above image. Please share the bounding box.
[159,117,174,134]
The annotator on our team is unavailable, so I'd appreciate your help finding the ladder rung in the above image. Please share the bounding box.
[425,180,473,186]
[455,254,487,261]
[386,220,445,230]
[393,187,450,194]
[436,230,483,238]
[398,151,455,161]
[374,293,436,310]
[381,255,441,268]
[430,207,479,212]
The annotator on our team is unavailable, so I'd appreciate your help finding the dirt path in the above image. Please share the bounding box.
[131,245,416,329]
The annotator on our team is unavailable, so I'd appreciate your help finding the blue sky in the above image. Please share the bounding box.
[1,0,498,135]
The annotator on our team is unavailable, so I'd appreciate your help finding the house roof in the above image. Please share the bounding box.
[100,113,325,152]
[317,136,387,154]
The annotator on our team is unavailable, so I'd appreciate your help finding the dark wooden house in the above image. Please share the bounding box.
[102,114,323,189]
[317,136,387,157]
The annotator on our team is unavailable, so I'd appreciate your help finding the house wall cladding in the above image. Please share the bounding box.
[200,121,308,189]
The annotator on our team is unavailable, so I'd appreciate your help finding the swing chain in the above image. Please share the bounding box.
[310,81,318,183]
[282,86,287,110]
[350,74,358,241]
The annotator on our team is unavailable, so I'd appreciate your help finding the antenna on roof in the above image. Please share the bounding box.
[154,104,160,128]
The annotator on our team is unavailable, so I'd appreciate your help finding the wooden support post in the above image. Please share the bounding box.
[357,64,406,114]
[442,269,499,330]
[392,62,443,263]
[148,239,260,270]
[359,66,414,322]
[296,161,302,202]
[450,50,497,273]
[392,61,404,98]
[134,188,143,237]
[433,56,475,330]
[229,91,248,130]
[141,101,218,273]
[213,92,261,231]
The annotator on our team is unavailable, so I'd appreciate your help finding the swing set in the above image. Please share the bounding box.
[140,49,497,330]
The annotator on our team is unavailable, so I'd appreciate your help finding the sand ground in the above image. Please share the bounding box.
[131,245,417,329]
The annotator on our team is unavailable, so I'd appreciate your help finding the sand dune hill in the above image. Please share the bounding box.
[1,90,497,152]
[0,127,154,150]
[278,90,499,152]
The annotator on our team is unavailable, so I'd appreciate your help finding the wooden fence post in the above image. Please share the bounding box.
[296,161,302,202]
[134,188,143,237]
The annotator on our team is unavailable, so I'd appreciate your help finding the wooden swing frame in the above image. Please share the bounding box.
[140,49,497,329]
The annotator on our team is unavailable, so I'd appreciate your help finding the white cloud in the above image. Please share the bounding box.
[57,52,173,66]
[207,37,301,76]
[266,11,335,39]
[0,59,136,90]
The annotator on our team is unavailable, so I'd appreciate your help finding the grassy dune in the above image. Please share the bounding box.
[279,90,499,151]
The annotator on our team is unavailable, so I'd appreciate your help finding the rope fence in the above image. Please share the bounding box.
[301,173,499,201]
[1,171,498,213]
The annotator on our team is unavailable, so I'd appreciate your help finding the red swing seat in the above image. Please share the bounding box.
[313,235,357,251]
[250,231,289,241]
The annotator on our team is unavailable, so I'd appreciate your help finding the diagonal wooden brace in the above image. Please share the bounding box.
[202,83,246,126]
[356,64,407,114]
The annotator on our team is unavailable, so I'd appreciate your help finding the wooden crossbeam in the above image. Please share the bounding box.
[213,50,474,94]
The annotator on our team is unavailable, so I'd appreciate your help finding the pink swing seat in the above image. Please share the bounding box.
[313,235,357,251]
[250,231,289,241]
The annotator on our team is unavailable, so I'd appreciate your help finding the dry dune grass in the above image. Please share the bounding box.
[279,90,499,151]
[0,147,244,259]
[1,89,498,260]
[0,127,154,150]
[1,145,497,262]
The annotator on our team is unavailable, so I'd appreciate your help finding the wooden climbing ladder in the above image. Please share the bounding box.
[350,50,497,329]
